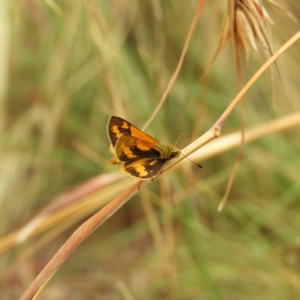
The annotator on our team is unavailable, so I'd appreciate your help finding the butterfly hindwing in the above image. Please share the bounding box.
[120,158,167,179]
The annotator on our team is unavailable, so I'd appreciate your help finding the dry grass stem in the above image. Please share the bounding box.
[19,181,140,300]
[142,0,206,130]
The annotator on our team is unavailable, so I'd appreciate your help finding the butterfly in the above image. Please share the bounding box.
[107,116,182,180]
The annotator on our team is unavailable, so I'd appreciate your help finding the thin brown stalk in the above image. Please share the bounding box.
[214,31,300,130]
[20,181,140,300]
[142,0,206,130]
[221,17,245,212]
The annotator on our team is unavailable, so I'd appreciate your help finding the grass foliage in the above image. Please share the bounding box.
[1,1,300,299]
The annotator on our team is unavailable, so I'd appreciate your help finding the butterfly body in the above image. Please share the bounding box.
[107,116,180,180]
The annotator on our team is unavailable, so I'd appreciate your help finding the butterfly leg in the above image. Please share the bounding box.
[137,178,153,190]
[137,180,143,190]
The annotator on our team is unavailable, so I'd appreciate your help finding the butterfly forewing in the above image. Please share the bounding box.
[108,116,158,148]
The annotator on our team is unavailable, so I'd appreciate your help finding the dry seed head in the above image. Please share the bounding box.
[200,0,294,82]
[222,0,294,59]
[233,0,274,58]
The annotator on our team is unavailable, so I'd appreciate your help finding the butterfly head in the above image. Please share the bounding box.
[159,145,181,160]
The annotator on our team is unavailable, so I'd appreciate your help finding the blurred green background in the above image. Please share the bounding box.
[1,1,300,299]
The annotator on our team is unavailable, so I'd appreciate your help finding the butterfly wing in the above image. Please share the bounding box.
[114,135,163,163]
[107,116,159,148]
[120,158,168,179]
[107,116,169,179]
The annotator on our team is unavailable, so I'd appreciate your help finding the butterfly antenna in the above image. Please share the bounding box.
[174,130,184,147]
[174,130,202,169]
[180,152,202,169]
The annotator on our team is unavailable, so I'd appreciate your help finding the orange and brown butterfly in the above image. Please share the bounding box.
[107,116,182,180]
